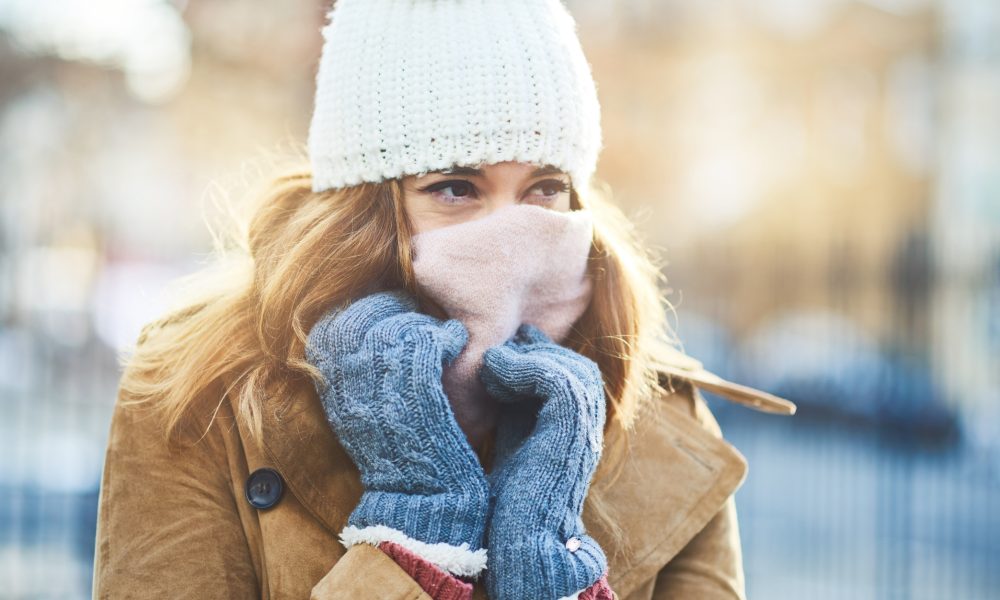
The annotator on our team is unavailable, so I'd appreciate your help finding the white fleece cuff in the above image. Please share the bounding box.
[339,523,488,579]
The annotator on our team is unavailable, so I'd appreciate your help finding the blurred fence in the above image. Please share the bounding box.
[716,405,1000,599]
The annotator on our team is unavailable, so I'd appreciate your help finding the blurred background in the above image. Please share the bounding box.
[0,0,997,598]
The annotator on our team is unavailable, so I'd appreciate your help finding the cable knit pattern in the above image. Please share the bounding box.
[308,0,603,192]
[480,323,609,600]
[304,290,491,578]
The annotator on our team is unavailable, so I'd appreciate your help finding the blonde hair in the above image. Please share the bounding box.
[118,157,682,555]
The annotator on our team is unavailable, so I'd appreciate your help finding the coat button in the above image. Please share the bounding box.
[565,537,582,552]
[245,467,284,510]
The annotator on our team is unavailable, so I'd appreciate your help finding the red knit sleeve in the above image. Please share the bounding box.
[378,541,615,600]
[377,541,473,600]
[579,573,615,600]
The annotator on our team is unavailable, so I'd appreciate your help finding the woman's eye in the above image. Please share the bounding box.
[423,180,478,204]
[527,179,570,200]
[417,178,569,205]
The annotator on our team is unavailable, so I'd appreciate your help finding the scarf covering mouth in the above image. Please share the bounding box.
[410,203,595,447]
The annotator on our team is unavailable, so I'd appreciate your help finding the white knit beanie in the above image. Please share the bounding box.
[307,0,603,193]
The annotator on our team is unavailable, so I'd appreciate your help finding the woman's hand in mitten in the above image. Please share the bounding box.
[479,323,609,600]
[305,289,490,577]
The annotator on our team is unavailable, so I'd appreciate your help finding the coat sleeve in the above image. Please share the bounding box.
[650,494,745,599]
[650,385,747,600]
[92,388,261,599]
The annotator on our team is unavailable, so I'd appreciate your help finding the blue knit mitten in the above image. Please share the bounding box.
[305,290,491,578]
[480,323,609,600]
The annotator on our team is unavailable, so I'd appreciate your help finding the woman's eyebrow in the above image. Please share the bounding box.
[431,165,566,177]
[529,165,565,177]
[437,166,484,176]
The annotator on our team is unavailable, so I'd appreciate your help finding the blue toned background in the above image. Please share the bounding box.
[0,1,997,598]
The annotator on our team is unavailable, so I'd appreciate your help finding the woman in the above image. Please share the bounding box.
[92,1,795,599]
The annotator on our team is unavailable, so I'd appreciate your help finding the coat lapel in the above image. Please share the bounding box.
[586,379,750,597]
[256,381,362,538]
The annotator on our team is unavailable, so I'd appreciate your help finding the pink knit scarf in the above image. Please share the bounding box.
[411,203,595,447]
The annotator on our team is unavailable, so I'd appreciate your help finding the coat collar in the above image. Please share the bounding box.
[250,364,794,598]
[654,345,797,416]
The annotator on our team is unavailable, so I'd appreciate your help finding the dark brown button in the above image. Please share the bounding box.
[245,467,284,510]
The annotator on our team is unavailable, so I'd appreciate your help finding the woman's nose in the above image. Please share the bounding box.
[482,194,520,214]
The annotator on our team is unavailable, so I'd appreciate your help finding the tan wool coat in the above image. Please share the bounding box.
[92,328,795,600]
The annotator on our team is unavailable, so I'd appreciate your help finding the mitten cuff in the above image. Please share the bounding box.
[487,531,607,599]
[349,488,488,551]
[341,523,487,579]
